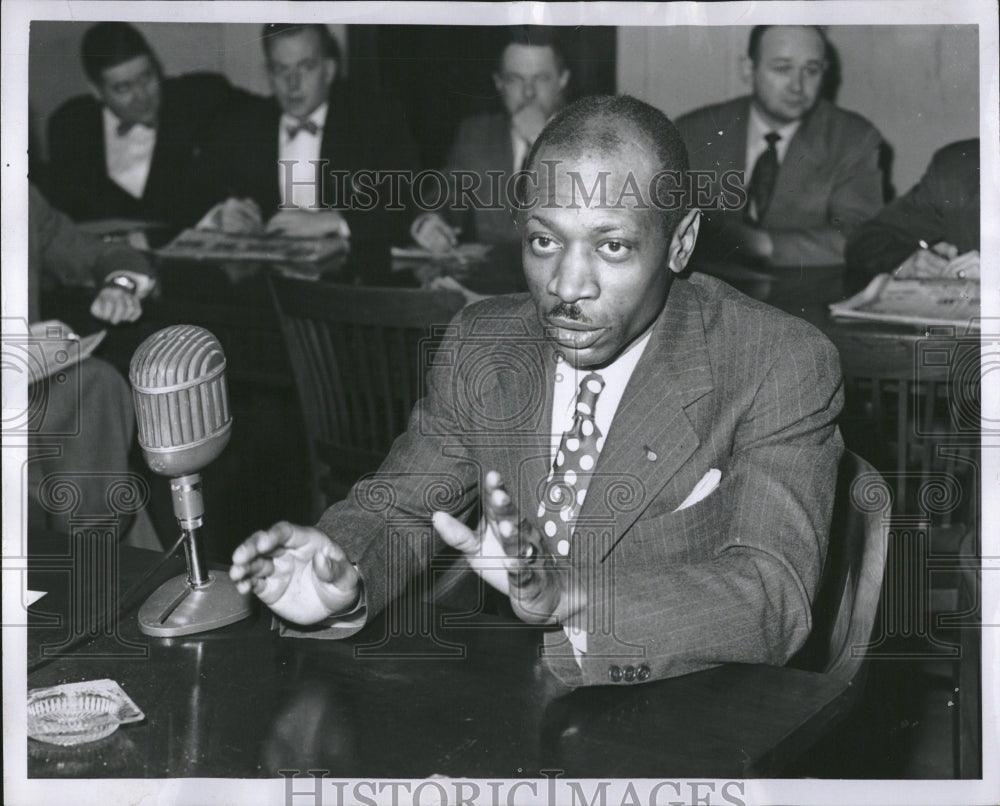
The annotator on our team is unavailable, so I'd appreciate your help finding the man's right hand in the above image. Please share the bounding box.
[229,521,361,625]
[411,212,460,253]
[893,241,959,278]
[203,197,264,234]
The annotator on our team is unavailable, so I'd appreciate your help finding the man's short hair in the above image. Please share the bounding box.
[497,26,568,73]
[261,23,341,62]
[81,22,157,84]
[522,94,690,233]
[747,25,829,64]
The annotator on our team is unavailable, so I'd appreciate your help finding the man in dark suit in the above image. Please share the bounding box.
[202,23,419,244]
[845,139,979,289]
[411,27,570,251]
[47,22,240,228]
[230,96,843,687]
[674,26,883,274]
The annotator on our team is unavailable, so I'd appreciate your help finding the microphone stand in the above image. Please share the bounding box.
[138,472,251,637]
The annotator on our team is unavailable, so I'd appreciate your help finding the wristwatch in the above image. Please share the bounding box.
[103,274,139,295]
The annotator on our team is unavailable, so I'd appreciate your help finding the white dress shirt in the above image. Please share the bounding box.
[103,107,156,200]
[548,329,653,661]
[278,102,329,210]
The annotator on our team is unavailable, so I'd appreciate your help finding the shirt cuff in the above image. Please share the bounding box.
[105,270,156,300]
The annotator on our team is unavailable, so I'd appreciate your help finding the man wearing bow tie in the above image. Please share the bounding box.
[202,24,419,243]
[231,95,844,687]
[674,26,883,282]
[46,22,242,228]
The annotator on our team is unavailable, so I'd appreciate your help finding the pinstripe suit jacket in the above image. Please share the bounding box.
[314,273,844,687]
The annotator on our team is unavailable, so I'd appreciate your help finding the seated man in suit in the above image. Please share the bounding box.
[675,25,883,278]
[202,23,419,243]
[411,26,570,252]
[47,22,241,228]
[230,95,844,687]
[26,184,160,548]
[845,139,979,290]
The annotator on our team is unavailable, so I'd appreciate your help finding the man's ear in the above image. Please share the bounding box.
[739,55,755,86]
[87,82,106,103]
[667,209,701,275]
[557,69,570,93]
[493,71,504,95]
[324,58,338,86]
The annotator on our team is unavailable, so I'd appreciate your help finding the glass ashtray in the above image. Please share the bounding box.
[28,679,144,746]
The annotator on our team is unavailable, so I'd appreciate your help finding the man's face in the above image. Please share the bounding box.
[95,54,161,128]
[494,44,569,119]
[744,26,826,127]
[519,142,680,369]
[266,29,337,120]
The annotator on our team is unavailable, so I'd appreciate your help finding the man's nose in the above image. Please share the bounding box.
[523,80,537,101]
[789,69,804,93]
[287,70,301,92]
[547,249,599,303]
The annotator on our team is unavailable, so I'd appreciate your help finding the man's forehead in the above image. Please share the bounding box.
[501,43,560,73]
[759,26,825,60]
[269,30,323,61]
[101,54,154,83]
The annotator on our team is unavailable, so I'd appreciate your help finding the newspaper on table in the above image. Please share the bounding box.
[156,228,349,263]
[829,273,980,330]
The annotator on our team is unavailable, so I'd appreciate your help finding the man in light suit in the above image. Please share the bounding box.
[674,26,883,276]
[202,23,420,244]
[230,95,843,687]
[411,27,570,251]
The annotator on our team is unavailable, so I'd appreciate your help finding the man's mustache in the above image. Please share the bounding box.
[547,302,587,322]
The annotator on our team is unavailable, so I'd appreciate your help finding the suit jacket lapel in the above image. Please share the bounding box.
[581,278,714,558]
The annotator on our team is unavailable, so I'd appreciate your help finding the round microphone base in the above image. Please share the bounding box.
[138,569,252,637]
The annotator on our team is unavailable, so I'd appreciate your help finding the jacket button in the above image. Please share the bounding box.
[636,664,651,681]
[623,665,636,682]
[608,665,622,682]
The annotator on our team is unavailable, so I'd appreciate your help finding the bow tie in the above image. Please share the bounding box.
[117,120,156,137]
[286,119,320,139]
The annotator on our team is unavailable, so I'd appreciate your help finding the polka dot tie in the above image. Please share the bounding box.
[538,372,606,558]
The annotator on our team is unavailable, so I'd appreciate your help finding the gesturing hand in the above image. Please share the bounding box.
[433,471,585,626]
[229,521,361,625]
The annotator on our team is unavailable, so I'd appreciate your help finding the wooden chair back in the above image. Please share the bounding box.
[270,275,465,517]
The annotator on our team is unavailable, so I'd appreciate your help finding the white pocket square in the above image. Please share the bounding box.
[673,468,722,512]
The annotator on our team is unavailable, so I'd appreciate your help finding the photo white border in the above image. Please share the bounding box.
[3,2,997,805]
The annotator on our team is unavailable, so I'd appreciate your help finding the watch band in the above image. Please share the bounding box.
[103,274,139,295]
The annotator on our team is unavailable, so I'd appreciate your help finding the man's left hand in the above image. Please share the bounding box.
[433,471,584,626]
[90,287,142,324]
[266,209,350,239]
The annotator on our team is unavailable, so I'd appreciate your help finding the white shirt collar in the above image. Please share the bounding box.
[747,104,801,164]
[550,328,653,458]
[102,106,156,139]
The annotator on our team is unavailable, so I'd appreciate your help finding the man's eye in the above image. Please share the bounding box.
[598,241,630,258]
[804,65,823,77]
[771,64,791,74]
[529,235,559,254]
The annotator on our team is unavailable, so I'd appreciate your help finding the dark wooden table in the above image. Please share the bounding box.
[26,544,852,779]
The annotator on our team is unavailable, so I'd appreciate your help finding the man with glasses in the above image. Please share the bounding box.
[202,23,419,243]
[412,26,571,252]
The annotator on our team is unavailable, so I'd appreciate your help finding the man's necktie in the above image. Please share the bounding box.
[286,119,320,140]
[745,131,781,224]
[538,373,606,558]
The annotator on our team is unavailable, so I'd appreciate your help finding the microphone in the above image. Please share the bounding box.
[129,325,251,636]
